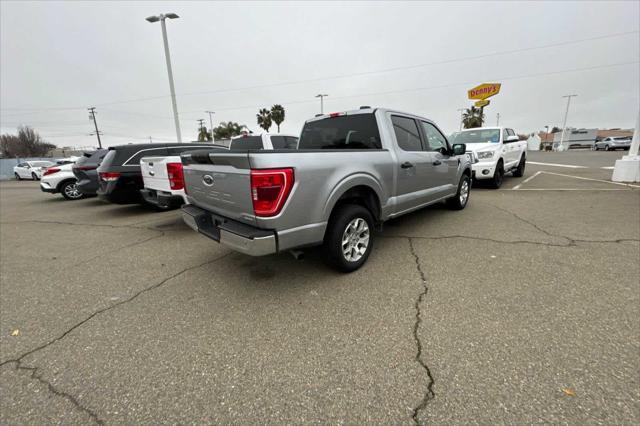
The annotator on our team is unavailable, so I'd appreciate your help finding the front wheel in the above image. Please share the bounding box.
[513,155,526,177]
[604,145,610,151]
[31,173,39,180]
[14,173,22,181]
[322,204,374,273]
[488,161,504,189]
[60,181,84,200]
[447,174,471,210]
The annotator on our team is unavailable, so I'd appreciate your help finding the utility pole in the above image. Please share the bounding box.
[146,13,182,142]
[496,112,500,126]
[315,94,328,114]
[457,108,465,131]
[205,110,215,142]
[149,136,153,144]
[558,94,578,151]
[197,119,205,140]
[88,107,102,148]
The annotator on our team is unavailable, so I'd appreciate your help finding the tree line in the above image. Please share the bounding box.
[0,126,55,157]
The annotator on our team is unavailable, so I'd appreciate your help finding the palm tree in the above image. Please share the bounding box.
[462,106,485,129]
[256,108,272,132]
[270,104,285,133]
[212,121,245,140]
[197,126,212,142]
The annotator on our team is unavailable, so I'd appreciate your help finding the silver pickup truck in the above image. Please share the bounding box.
[181,107,472,272]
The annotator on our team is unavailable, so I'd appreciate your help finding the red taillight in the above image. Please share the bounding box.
[329,112,343,117]
[43,167,60,176]
[166,162,184,190]
[99,172,121,182]
[250,168,294,217]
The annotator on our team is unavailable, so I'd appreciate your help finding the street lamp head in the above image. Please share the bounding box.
[145,15,160,23]
[165,13,179,19]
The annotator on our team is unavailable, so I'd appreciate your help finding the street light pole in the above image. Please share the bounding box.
[457,108,465,131]
[146,13,182,143]
[205,110,215,142]
[88,107,102,148]
[558,94,578,151]
[315,94,328,114]
[496,112,500,126]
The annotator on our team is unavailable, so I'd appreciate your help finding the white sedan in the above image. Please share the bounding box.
[13,160,55,180]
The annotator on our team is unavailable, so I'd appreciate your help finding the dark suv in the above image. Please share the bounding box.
[97,143,213,204]
[73,149,107,196]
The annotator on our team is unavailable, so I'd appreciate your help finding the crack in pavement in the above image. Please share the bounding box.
[381,234,639,248]
[0,251,232,423]
[407,237,435,425]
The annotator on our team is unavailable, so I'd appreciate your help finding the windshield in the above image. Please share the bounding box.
[31,161,54,167]
[451,129,501,144]
[298,114,381,150]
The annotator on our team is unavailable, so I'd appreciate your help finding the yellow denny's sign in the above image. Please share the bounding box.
[474,100,490,108]
[468,83,501,100]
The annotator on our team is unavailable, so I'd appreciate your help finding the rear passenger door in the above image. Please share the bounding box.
[390,115,437,213]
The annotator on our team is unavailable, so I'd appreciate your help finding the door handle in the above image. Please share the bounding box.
[401,162,414,169]
[432,160,442,166]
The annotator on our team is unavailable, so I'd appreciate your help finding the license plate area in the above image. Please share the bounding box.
[182,206,220,241]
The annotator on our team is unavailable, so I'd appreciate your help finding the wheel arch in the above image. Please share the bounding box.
[323,175,384,225]
[56,178,77,192]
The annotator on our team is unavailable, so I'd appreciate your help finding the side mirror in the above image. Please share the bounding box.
[505,135,519,143]
[452,143,466,155]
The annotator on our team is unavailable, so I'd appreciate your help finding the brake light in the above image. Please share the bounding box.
[166,162,184,190]
[329,112,343,117]
[43,167,60,176]
[99,172,121,182]
[250,168,294,217]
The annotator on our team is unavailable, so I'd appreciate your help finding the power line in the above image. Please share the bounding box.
[2,30,637,113]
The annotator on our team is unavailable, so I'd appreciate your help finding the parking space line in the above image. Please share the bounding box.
[506,188,628,191]
[512,171,542,190]
[541,171,640,188]
[528,161,587,169]
[601,166,615,170]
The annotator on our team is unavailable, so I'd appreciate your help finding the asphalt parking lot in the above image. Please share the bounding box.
[1,151,638,425]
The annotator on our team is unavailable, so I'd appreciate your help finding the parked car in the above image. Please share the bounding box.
[593,137,632,151]
[72,149,107,197]
[96,143,217,204]
[40,161,84,200]
[181,107,471,272]
[54,156,80,165]
[13,160,55,180]
[450,127,527,188]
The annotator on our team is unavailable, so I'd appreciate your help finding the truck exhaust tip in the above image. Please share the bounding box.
[290,250,304,261]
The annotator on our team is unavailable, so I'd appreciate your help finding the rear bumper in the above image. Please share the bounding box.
[141,188,184,209]
[40,182,56,193]
[181,204,277,256]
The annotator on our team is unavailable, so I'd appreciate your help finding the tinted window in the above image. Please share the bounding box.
[420,122,448,152]
[229,136,263,150]
[298,114,381,150]
[392,116,422,151]
[507,129,516,137]
[125,148,169,165]
[270,136,298,149]
[17,163,26,167]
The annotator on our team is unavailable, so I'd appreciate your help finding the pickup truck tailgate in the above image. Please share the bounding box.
[141,156,178,192]
[182,151,256,225]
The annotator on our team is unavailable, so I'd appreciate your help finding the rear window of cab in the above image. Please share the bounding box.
[298,114,382,150]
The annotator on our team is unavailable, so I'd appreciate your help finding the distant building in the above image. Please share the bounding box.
[553,128,598,150]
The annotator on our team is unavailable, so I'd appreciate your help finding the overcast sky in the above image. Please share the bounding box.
[1,0,639,148]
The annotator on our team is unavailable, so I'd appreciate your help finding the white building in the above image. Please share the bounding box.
[552,128,598,150]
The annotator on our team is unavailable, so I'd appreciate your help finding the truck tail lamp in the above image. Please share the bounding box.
[250,168,294,217]
[166,162,184,190]
[42,167,60,176]
[99,172,121,182]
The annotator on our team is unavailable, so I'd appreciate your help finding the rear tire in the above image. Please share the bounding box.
[322,204,374,273]
[488,161,504,189]
[447,174,471,210]
[14,173,22,181]
[513,155,526,177]
[60,181,84,200]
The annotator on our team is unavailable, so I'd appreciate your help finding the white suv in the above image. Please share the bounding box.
[40,162,84,200]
